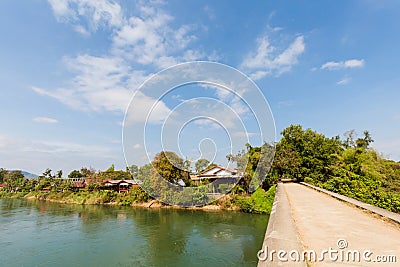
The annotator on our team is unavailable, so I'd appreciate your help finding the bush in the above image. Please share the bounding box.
[234,185,276,214]
[303,177,314,184]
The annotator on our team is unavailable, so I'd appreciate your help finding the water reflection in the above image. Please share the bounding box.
[0,199,268,267]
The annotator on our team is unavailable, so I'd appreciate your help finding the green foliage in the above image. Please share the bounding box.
[105,164,115,172]
[228,124,400,214]
[42,168,54,179]
[68,170,83,178]
[3,125,399,215]
[218,184,229,193]
[152,151,189,184]
[228,142,275,191]
[0,168,6,183]
[234,185,276,214]
[127,164,139,179]
[97,169,131,181]
[272,125,400,214]
[3,170,25,192]
[137,163,153,182]
[80,167,96,178]
[275,125,343,182]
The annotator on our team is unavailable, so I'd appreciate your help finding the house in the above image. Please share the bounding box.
[61,177,87,191]
[103,179,140,193]
[191,165,242,192]
[71,181,85,190]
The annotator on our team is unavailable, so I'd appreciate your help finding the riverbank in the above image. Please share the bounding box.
[0,185,276,214]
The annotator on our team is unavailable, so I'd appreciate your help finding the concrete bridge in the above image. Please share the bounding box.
[258,182,400,266]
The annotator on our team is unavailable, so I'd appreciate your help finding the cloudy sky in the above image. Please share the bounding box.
[1,0,400,175]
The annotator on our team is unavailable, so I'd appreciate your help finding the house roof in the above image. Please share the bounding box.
[72,182,85,188]
[104,179,140,185]
[197,165,237,177]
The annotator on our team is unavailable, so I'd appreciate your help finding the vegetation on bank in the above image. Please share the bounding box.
[2,124,400,214]
[267,125,400,213]
[0,162,276,213]
[0,184,276,214]
[232,186,276,214]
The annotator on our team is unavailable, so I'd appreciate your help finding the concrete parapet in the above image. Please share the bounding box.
[301,182,400,225]
[258,183,307,267]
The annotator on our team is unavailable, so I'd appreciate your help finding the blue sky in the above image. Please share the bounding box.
[1,0,400,175]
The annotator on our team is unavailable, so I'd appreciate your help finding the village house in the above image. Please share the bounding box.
[59,177,141,192]
[103,179,141,193]
[191,165,242,193]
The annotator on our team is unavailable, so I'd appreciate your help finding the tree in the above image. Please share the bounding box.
[56,170,63,178]
[195,158,210,173]
[68,170,83,178]
[227,143,275,191]
[275,124,343,182]
[271,142,301,180]
[344,130,356,148]
[356,130,374,151]
[152,151,188,183]
[344,130,374,151]
[105,164,115,172]
[0,168,6,184]
[42,168,54,179]
[137,163,153,182]
[127,164,139,180]
[4,170,25,192]
[183,158,192,173]
[80,167,96,178]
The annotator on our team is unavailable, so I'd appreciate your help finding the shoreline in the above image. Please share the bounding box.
[0,185,275,214]
[7,193,241,212]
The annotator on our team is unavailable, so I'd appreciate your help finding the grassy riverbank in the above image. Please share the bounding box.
[0,185,276,214]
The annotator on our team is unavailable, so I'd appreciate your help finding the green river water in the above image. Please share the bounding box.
[0,199,268,267]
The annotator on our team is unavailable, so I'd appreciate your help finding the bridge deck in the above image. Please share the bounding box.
[259,183,400,266]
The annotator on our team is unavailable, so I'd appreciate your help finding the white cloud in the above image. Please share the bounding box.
[193,118,222,130]
[47,0,124,34]
[337,77,352,85]
[203,5,216,20]
[47,0,75,20]
[321,59,365,70]
[241,35,305,80]
[111,4,200,69]
[249,70,268,81]
[124,91,171,124]
[133,143,141,149]
[37,1,208,118]
[345,59,364,68]
[33,55,151,113]
[33,117,59,124]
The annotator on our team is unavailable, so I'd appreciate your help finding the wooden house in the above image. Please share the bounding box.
[103,179,140,193]
[191,165,242,192]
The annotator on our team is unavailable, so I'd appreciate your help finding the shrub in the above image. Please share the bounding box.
[234,185,276,214]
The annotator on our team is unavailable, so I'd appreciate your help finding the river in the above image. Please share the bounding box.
[0,199,268,267]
